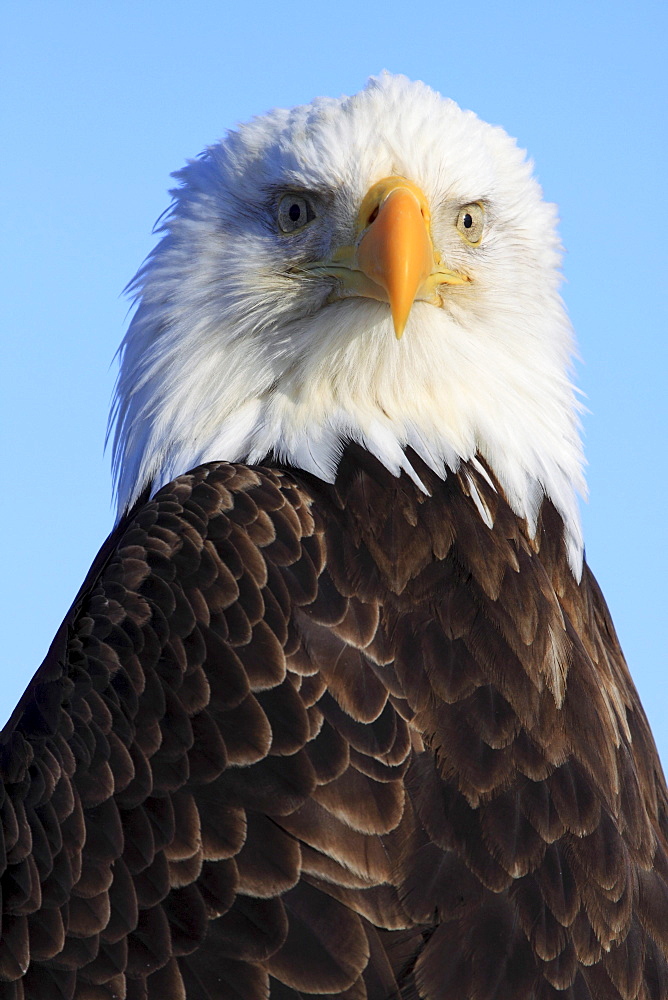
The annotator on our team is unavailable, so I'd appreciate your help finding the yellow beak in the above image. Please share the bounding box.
[356,177,436,339]
[309,176,470,339]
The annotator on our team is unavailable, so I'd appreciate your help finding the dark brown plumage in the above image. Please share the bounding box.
[1,449,667,999]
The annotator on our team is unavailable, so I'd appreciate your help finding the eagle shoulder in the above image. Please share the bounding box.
[1,457,667,1000]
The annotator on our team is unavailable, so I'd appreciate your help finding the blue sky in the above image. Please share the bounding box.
[1,1,667,765]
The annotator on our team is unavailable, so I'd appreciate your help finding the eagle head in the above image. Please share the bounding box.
[111,73,585,573]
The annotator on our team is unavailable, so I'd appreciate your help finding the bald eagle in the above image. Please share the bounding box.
[2,75,667,1000]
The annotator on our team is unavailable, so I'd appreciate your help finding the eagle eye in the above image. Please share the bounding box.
[277,194,316,234]
[456,202,485,245]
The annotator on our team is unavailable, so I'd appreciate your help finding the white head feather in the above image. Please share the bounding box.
[110,74,586,575]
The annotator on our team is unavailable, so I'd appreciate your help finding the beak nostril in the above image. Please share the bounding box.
[368,206,379,226]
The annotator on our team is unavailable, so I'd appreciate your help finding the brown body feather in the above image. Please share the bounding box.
[1,451,667,999]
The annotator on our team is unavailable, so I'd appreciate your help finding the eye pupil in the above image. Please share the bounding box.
[457,203,484,243]
[278,194,316,233]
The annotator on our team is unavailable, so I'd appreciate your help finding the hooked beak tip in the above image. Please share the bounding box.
[393,315,407,340]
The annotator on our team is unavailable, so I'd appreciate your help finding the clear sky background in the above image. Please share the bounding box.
[1,2,666,766]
